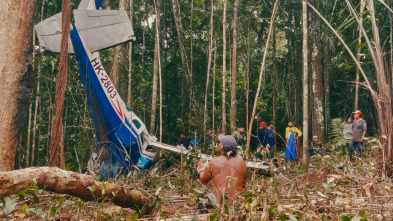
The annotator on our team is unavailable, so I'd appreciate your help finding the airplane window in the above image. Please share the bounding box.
[133,119,141,129]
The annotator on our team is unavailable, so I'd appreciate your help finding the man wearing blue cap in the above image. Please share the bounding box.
[197,135,247,204]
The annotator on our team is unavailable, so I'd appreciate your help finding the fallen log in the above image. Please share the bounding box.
[0,167,148,209]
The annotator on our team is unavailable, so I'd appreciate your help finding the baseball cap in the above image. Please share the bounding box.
[260,121,267,127]
[352,110,362,115]
[218,135,239,152]
[313,135,318,139]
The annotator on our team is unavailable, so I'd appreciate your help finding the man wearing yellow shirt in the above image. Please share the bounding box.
[285,122,302,161]
[285,122,302,141]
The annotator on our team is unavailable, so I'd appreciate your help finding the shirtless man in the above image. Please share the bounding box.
[197,135,247,204]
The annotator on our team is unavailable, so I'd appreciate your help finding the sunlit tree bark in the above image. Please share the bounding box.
[309,0,324,141]
[230,0,238,133]
[49,0,71,169]
[204,0,214,143]
[127,0,134,107]
[222,0,227,134]
[302,0,309,168]
[0,0,37,171]
[150,0,161,135]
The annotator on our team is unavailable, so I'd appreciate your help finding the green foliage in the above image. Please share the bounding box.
[1,196,19,216]
[329,118,348,151]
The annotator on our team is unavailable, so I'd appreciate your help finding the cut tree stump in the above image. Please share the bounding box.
[0,167,148,209]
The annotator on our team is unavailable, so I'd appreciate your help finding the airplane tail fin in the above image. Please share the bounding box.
[35,0,134,53]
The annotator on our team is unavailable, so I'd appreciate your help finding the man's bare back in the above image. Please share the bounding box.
[198,135,247,204]
[203,156,247,203]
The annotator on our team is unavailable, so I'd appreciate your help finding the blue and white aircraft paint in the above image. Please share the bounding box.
[35,0,155,176]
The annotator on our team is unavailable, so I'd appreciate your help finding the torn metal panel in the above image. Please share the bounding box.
[74,9,136,52]
[34,12,74,53]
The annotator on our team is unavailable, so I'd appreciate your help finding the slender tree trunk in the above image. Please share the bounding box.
[272,26,277,123]
[302,0,309,167]
[230,0,238,133]
[141,1,146,74]
[127,0,134,107]
[171,0,191,82]
[355,0,365,111]
[222,0,227,134]
[246,21,250,135]
[27,104,32,167]
[368,0,393,157]
[188,1,194,120]
[190,0,193,93]
[47,100,52,162]
[111,46,121,89]
[49,0,71,169]
[32,0,45,167]
[0,0,36,171]
[31,62,41,167]
[246,0,279,157]
[26,29,37,167]
[204,0,214,143]
[212,41,217,148]
[309,0,324,141]
[150,0,161,135]
[390,10,393,95]
[111,0,127,89]
[323,35,330,140]
[37,103,41,165]
[156,0,163,142]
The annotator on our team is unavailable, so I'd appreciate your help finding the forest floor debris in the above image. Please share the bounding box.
[2,143,393,220]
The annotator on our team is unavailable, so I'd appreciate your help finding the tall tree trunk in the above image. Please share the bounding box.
[190,0,193,96]
[323,34,330,140]
[111,45,121,89]
[171,0,191,83]
[49,0,71,169]
[272,26,277,123]
[212,41,217,148]
[110,0,127,89]
[127,0,134,107]
[155,0,163,142]
[302,0,309,167]
[27,104,32,167]
[309,0,324,141]
[368,0,393,157]
[31,1,45,167]
[0,0,36,171]
[390,8,393,95]
[222,0,227,134]
[355,0,365,111]
[150,0,161,135]
[141,1,146,74]
[37,103,42,165]
[230,0,238,133]
[26,30,36,167]
[31,63,40,167]
[204,0,214,143]
[246,21,250,135]
[246,0,279,157]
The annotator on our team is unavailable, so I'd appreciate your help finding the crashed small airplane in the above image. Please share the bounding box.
[35,0,268,176]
